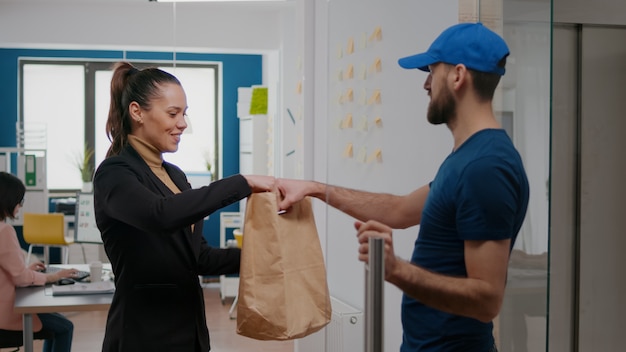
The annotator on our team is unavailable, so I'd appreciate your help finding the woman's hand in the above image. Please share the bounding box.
[28,261,46,272]
[243,175,276,193]
[45,268,81,284]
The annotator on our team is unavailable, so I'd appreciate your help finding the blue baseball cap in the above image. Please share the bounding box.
[398,22,509,76]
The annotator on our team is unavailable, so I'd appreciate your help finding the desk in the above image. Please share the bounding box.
[14,264,113,352]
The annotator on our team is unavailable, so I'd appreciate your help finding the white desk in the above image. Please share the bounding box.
[14,264,113,352]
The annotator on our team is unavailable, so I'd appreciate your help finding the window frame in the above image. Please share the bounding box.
[18,59,220,193]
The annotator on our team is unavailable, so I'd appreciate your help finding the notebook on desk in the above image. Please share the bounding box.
[51,281,115,296]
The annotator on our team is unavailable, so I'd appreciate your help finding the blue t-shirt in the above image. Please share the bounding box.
[401,129,529,351]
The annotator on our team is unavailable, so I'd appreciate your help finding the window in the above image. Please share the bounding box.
[20,60,219,191]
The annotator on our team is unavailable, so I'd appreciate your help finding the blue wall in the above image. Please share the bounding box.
[0,48,262,250]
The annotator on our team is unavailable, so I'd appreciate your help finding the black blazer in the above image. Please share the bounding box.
[93,145,251,352]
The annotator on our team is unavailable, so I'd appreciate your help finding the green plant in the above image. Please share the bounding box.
[76,144,95,183]
[203,150,215,181]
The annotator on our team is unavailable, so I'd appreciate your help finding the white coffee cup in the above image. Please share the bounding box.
[89,261,103,282]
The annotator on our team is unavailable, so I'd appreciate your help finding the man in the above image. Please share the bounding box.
[276,22,529,351]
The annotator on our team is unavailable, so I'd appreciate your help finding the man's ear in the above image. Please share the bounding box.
[451,64,469,91]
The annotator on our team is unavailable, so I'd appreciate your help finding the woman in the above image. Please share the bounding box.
[94,61,275,351]
[0,172,78,352]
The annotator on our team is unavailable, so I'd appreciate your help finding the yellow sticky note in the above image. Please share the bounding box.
[374,116,383,127]
[359,88,367,105]
[335,117,343,130]
[370,57,382,73]
[341,113,353,129]
[345,64,354,80]
[360,64,367,80]
[347,37,354,54]
[368,89,381,105]
[346,88,354,102]
[297,133,303,148]
[357,146,367,163]
[367,148,383,163]
[296,81,302,94]
[343,143,354,158]
[249,87,268,115]
[370,26,382,42]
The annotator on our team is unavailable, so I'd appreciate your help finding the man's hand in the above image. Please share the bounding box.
[243,175,276,193]
[276,179,319,212]
[355,220,398,280]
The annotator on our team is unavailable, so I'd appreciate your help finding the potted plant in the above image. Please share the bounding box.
[76,144,95,191]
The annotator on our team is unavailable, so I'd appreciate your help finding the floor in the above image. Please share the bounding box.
[2,283,294,352]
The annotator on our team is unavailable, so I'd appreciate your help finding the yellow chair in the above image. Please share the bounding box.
[23,212,74,265]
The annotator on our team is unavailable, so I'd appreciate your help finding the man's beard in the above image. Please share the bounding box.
[427,85,456,125]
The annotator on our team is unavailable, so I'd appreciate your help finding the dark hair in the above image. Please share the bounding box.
[0,172,26,221]
[106,61,182,157]
[469,56,507,102]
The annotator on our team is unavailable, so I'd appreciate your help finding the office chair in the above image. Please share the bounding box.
[0,328,54,351]
[22,213,74,265]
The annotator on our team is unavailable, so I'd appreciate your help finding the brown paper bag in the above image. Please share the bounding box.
[236,192,332,340]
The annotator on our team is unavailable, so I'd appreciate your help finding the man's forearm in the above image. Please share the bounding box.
[387,259,503,323]
[315,183,410,228]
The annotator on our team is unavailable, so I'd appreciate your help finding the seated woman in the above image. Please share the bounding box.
[0,171,80,352]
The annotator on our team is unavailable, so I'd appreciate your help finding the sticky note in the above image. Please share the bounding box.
[357,146,367,163]
[370,26,382,42]
[341,113,353,129]
[360,64,367,80]
[345,64,354,80]
[337,44,343,59]
[335,117,343,130]
[347,37,354,54]
[368,89,381,105]
[370,57,382,73]
[359,88,367,105]
[367,149,383,163]
[374,116,383,127]
[360,33,368,49]
[343,143,353,158]
[296,81,302,94]
[346,88,354,102]
[249,87,268,115]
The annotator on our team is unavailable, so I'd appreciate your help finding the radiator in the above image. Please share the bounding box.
[326,296,364,352]
[294,296,364,352]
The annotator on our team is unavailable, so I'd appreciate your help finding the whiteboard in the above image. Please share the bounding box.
[322,2,458,352]
[74,192,102,244]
